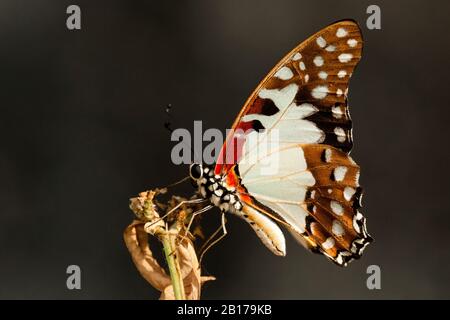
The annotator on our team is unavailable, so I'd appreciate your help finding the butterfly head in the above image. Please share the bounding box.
[189,163,204,182]
[189,163,218,197]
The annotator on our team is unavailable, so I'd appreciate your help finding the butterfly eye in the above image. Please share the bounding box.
[189,163,203,180]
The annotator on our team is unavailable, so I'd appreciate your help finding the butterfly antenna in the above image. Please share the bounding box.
[166,175,190,188]
[164,103,174,133]
[163,103,203,164]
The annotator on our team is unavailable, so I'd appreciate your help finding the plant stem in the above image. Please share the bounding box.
[162,231,185,300]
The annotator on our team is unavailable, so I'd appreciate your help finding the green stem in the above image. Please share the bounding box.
[162,232,185,300]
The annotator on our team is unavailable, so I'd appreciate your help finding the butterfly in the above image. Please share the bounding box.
[188,20,372,266]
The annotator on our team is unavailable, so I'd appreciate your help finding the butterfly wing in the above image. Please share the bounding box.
[216,20,371,266]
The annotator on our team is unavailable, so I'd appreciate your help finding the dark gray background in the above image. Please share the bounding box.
[1,0,449,299]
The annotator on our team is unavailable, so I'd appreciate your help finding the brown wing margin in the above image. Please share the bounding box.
[300,144,372,266]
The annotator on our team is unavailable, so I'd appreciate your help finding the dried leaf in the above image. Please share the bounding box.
[126,189,215,300]
[177,237,215,299]
[159,237,215,300]
[123,220,170,291]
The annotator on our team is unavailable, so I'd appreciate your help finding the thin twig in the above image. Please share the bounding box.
[161,228,185,300]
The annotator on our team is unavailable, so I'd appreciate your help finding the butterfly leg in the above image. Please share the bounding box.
[198,220,226,255]
[199,211,228,265]
[146,197,208,230]
[179,204,214,241]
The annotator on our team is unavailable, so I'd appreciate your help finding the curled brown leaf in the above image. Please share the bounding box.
[123,220,170,291]
[124,189,215,300]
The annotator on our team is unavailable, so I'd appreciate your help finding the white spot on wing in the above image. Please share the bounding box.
[333,166,348,182]
[338,53,353,63]
[332,220,345,236]
[344,186,356,201]
[322,237,335,250]
[336,89,343,97]
[316,36,326,48]
[336,28,348,37]
[274,66,294,80]
[332,106,343,119]
[334,127,346,142]
[330,200,344,216]
[318,71,328,79]
[311,85,328,99]
[347,39,357,47]
[292,52,302,61]
[325,45,336,52]
[313,56,324,67]
[299,61,306,70]
[324,148,332,162]
[338,70,347,78]
[304,74,309,82]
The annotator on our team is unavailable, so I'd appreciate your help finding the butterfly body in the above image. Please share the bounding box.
[189,20,372,266]
[190,162,288,256]
[191,163,243,213]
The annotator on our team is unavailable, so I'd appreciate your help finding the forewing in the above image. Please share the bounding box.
[215,20,362,176]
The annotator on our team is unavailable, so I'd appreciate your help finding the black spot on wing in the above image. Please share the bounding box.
[251,120,265,132]
[305,215,315,234]
[260,99,280,116]
[320,149,328,162]
[304,102,353,153]
[305,189,312,199]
